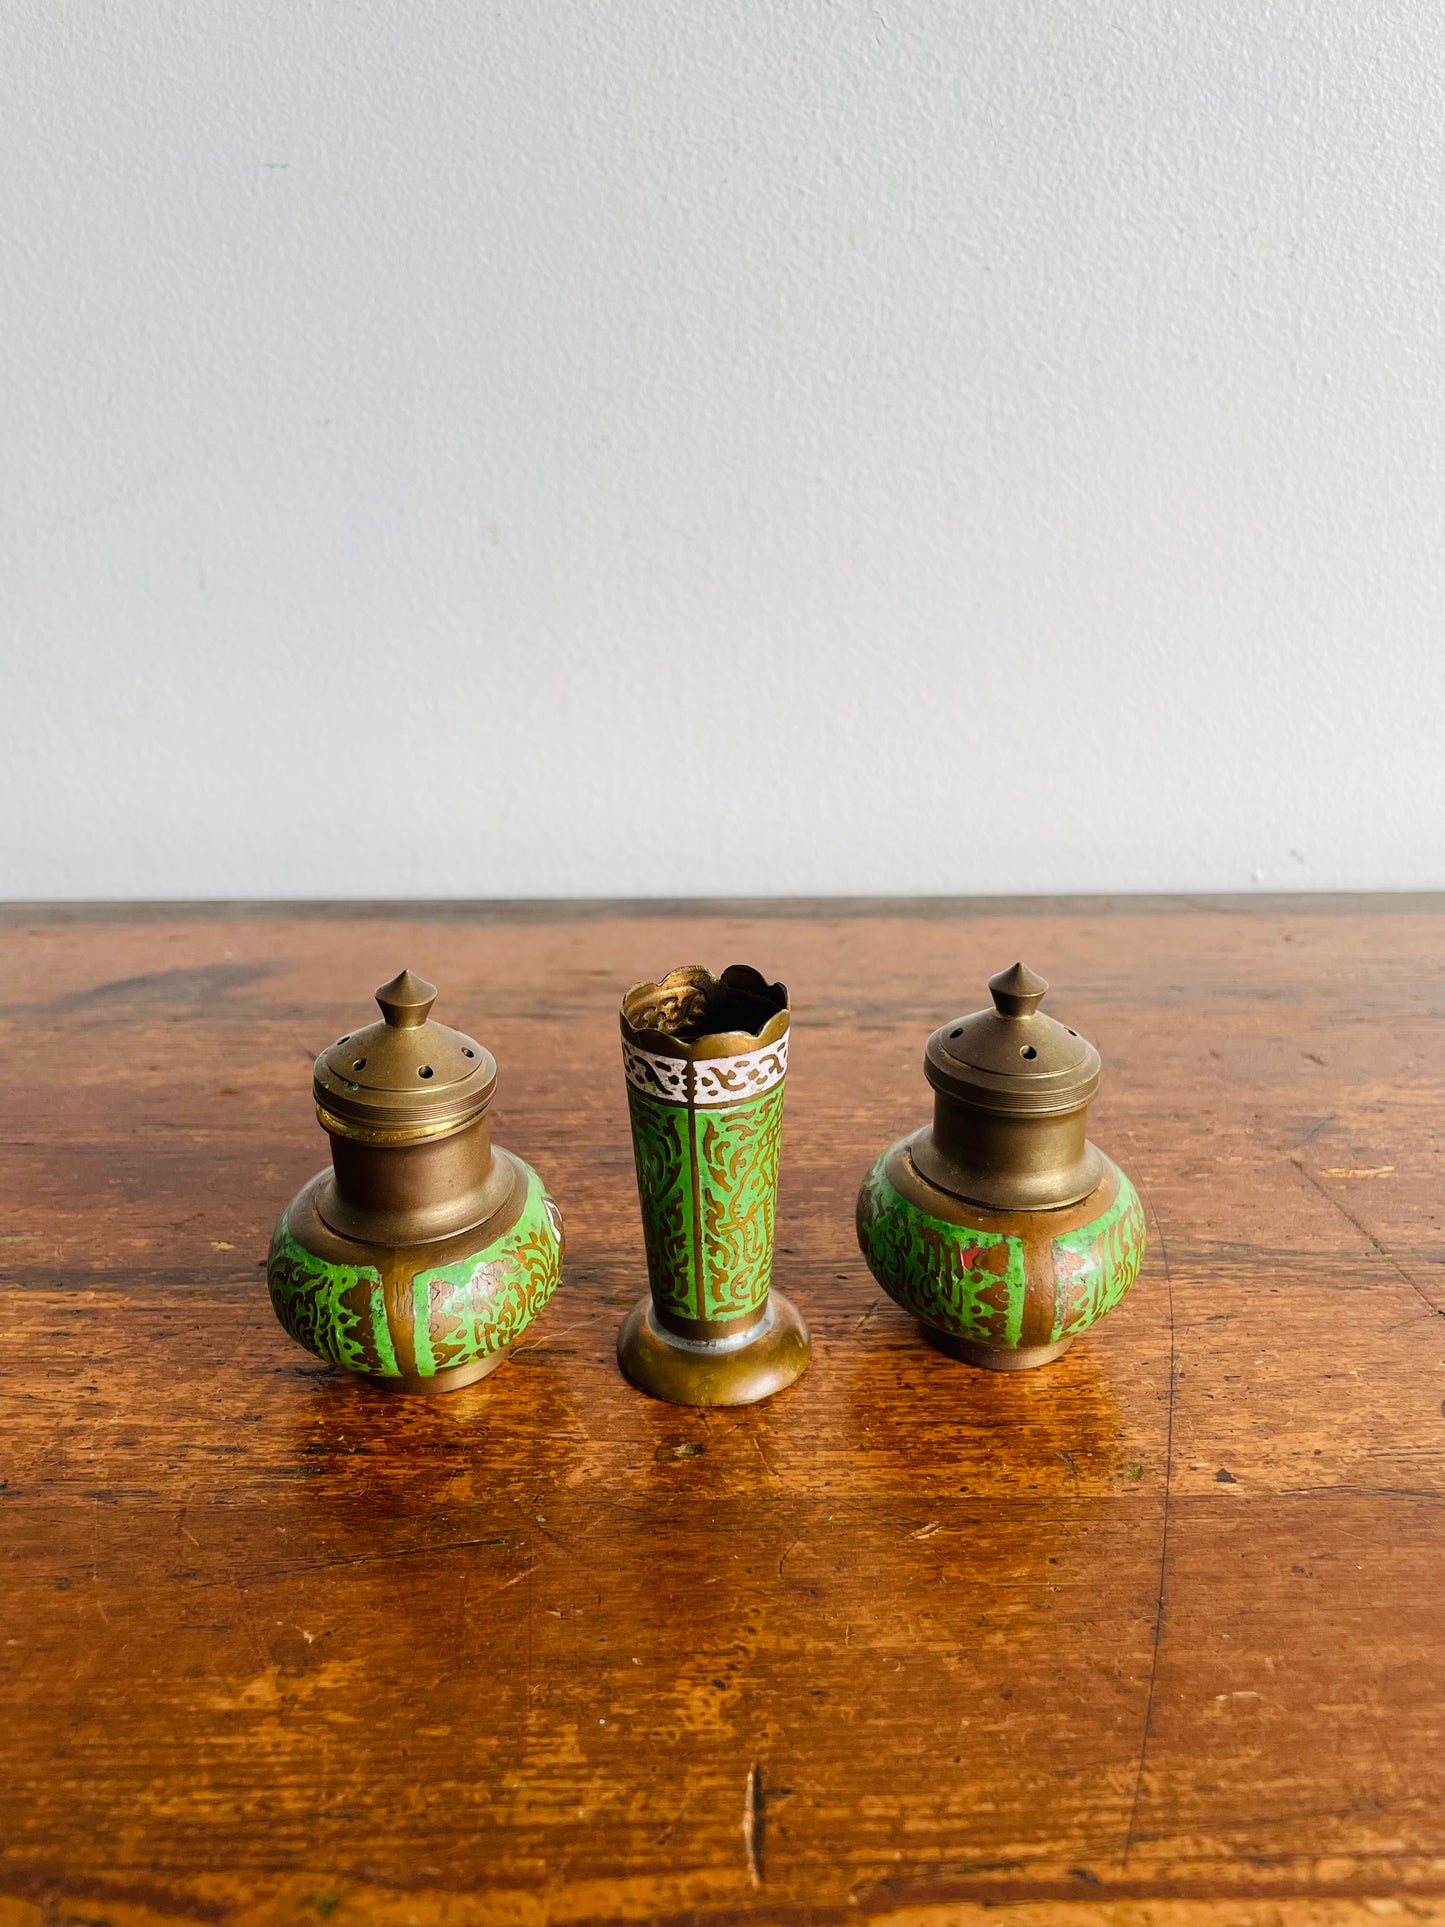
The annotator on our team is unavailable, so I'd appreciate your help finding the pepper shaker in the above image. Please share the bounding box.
[267,969,564,1393]
[856,963,1144,1369]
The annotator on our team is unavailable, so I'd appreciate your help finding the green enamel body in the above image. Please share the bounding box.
[627,1080,784,1325]
[856,1146,1145,1350]
[267,1160,563,1379]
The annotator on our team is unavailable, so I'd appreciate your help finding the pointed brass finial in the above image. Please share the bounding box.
[375,969,437,1029]
[987,960,1048,1018]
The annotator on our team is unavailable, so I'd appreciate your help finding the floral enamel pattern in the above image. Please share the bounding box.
[267,1163,563,1379]
[856,1148,1145,1351]
[1048,1176,1146,1342]
[626,1045,786,1325]
[409,1180,564,1373]
[622,1034,788,1106]
[856,1156,1027,1346]
[266,1234,396,1374]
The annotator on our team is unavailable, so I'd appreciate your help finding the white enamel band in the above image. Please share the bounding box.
[622,1033,789,1106]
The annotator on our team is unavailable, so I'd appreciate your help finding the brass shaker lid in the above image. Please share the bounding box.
[924,963,1100,1117]
[313,970,497,1140]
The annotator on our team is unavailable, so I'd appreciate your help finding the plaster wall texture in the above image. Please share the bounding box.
[4,2,1443,899]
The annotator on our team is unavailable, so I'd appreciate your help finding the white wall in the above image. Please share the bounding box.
[5,1,1444,900]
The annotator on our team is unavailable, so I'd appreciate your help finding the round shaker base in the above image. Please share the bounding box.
[363,1346,511,1396]
[617,1294,810,1408]
[923,1327,1074,1372]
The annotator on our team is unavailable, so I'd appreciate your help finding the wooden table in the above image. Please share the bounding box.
[3,897,1444,1927]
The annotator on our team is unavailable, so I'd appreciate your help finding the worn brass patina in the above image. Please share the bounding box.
[616,964,810,1406]
[266,970,563,1394]
[856,963,1145,1371]
[911,961,1104,1214]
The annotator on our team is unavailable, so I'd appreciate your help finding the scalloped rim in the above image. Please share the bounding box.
[619,962,790,1060]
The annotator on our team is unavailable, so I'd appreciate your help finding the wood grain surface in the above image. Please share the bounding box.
[2,899,1444,1927]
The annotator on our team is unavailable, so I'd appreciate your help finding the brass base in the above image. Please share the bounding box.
[363,1347,511,1396]
[617,1293,810,1408]
[923,1328,1073,1372]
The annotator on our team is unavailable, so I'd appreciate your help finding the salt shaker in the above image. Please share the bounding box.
[857,963,1144,1369]
[267,970,563,1393]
